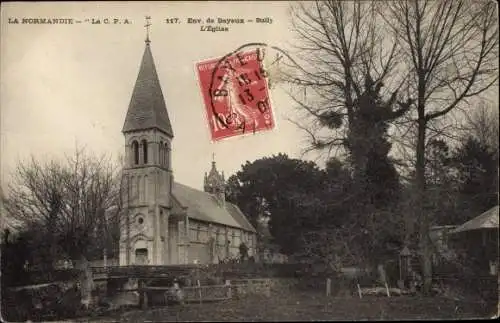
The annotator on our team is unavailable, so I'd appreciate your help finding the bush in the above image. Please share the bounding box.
[2,281,83,321]
[434,259,498,305]
[2,289,30,321]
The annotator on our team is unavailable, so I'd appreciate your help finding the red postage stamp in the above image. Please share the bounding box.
[196,49,275,141]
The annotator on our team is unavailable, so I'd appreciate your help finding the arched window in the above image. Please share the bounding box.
[132,141,139,165]
[142,140,148,164]
[159,141,164,165]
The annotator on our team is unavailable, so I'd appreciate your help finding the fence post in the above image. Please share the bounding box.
[139,280,148,309]
[357,284,363,299]
[197,280,202,304]
[326,278,331,297]
[225,280,232,299]
[265,279,271,297]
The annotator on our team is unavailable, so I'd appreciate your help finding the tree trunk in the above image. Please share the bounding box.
[76,255,93,309]
[416,116,432,295]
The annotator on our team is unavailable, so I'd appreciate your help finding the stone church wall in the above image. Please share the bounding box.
[185,220,256,264]
[188,243,211,264]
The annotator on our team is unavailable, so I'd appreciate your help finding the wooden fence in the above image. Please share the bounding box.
[137,278,272,308]
[183,280,232,303]
[230,278,272,297]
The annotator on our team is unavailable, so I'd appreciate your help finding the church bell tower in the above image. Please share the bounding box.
[119,17,174,266]
[204,156,226,206]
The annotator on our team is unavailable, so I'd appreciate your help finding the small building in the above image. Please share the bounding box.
[449,205,499,275]
[118,35,257,266]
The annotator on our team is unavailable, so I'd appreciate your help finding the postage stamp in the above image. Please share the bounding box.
[196,45,278,141]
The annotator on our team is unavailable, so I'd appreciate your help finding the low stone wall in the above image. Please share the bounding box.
[109,277,299,307]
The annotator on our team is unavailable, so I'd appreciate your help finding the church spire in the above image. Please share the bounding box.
[204,156,226,205]
[211,153,217,170]
[122,17,174,137]
[145,15,151,45]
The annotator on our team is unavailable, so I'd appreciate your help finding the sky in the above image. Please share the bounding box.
[1,1,320,191]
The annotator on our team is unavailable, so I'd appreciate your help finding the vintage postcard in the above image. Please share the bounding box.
[1,1,498,321]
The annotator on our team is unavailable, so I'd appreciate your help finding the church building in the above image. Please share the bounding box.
[118,32,257,266]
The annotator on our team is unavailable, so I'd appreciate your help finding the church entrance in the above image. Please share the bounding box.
[135,248,148,265]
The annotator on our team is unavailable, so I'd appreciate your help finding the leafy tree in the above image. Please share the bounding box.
[414,135,498,227]
[425,139,453,186]
[342,74,404,267]
[227,151,404,269]
[278,0,409,272]
[350,75,402,211]
[226,154,328,255]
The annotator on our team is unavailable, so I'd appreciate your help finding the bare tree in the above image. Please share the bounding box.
[463,101,499,153]
[284,0,413,172]
[1,186,18,240]
[3,147,122,305]
[383,0,498,294]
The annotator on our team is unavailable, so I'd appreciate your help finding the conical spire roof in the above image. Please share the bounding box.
[122,42,173,137]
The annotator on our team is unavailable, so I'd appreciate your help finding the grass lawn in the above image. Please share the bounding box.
[85,290,495,321]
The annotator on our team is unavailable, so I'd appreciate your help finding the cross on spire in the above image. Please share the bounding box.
[145,16,151,44]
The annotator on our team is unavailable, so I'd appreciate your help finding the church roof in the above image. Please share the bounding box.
[172,182,256,233]
[225,203,256,233]
[122,42,174,137]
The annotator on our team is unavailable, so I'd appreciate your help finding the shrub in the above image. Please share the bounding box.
[2,281,83,321]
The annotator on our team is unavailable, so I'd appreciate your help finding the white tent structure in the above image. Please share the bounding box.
[450,205,499,234]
